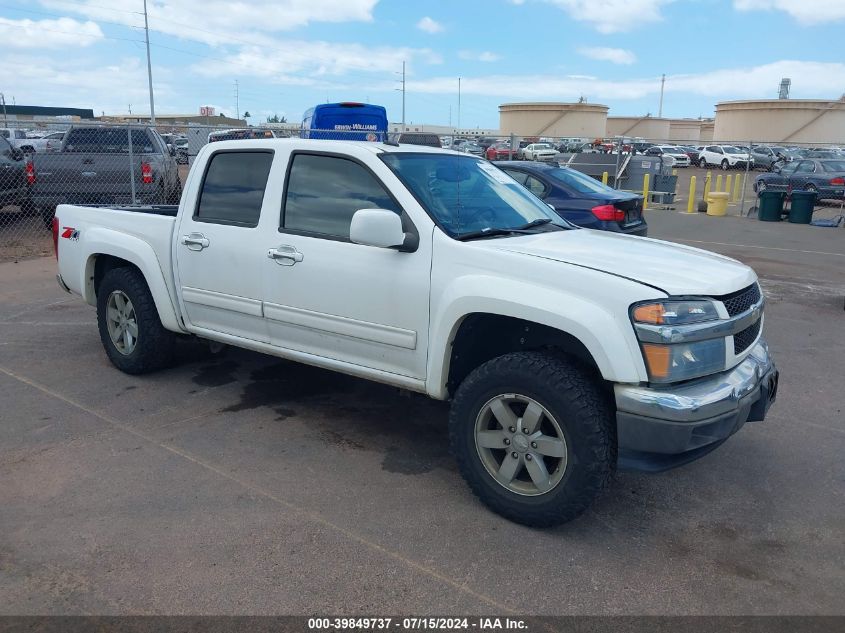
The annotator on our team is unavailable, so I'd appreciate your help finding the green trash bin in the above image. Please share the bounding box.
[758,190,785,222]
[788,190,817,224]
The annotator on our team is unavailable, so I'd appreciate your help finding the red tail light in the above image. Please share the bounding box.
[141,162,153,184]
[25,161,35,185]
[591,204,625,222]
[830,177,844,186]
[52,217,59,259]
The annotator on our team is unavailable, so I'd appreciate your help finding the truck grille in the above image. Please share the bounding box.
[717,283,761,317]
[734,318,761,355]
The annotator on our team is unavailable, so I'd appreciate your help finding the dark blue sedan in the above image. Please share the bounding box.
[493,161,647,236]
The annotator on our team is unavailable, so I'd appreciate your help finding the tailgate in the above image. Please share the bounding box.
[33,154,159,203]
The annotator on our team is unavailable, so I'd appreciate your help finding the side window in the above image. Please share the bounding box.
[195,151,273,227]
[795,161,814,173]
[282,154,400,239]
[524,176,546,197]
[502,169,528,185]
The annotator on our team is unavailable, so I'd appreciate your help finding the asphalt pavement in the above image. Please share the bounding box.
[1,210,843,615]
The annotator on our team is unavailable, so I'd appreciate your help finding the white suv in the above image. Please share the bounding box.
[698,145,754,170]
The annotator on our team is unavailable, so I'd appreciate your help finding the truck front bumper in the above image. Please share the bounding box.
[614,340,778,472]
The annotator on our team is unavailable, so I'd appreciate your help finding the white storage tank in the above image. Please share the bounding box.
[606,116,671,141]
[714,99,845,144]
[499,102,608,138]
[668,119,702,143]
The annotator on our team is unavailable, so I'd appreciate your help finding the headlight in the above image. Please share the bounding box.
[632,299,725,383]
[632,300,719,326]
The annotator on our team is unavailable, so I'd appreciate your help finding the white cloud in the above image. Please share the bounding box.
[0,17,103,48]
[510,0,673,33]
[733,0,845,24]
[458,50,501,62]
[578,46,636,65]
[39,0,380,46]
[191,40,441,82]
[416,16,444,33]
[403,60,845,102]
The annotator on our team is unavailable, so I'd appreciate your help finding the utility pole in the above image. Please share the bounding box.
[401,61,406,131]
[0,93,7,126]
[457,77,461,133]
[658,73,665,118]
[234,80,240,120]
[142,0,156,124]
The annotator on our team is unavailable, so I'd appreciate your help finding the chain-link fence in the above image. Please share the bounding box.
[3,121,844,262]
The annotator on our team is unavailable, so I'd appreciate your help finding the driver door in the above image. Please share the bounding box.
[261,152,432,380]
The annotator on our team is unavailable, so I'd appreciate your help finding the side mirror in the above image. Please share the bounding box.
[350,209,415,251]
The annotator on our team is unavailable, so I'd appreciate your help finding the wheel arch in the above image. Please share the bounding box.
[80,231,183,333]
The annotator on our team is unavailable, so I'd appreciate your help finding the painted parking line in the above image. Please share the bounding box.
[671,239,845,258]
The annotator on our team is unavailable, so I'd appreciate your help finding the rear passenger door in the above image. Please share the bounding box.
[261,151,432,380]
[174,149,274,342]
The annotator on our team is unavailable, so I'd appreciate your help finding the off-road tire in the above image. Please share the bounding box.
[449,351,616,527]
[97,267,175,374]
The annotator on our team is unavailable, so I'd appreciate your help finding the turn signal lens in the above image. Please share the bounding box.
[633,304,666,324]
[641,343,671,379]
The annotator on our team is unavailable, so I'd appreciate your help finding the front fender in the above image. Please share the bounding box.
[79,228,184,333]
[425,274,652,399]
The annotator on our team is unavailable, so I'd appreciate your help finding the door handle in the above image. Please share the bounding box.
[180,233,210,251]
[268,245,303,266]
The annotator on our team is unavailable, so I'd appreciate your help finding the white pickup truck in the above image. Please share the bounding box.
[54,138,778,526]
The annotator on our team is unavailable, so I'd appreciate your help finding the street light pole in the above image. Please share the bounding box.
[457,77,461,133]
[658,73,665,118]
[143,0,156,125]
[401,60,406,131]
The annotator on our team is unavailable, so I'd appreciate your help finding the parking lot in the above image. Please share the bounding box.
[1,207,843,615]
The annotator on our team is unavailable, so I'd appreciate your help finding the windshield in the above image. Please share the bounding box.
[381,153,566,238]
[547,166,620,195]
[820,160,845,172]
[723,146,743,154]
[534,144,553,150]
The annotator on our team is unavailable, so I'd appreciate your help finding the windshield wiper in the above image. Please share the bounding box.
[456,218,554,241]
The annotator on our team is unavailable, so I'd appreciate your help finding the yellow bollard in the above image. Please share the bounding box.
[704,171,712,199]
[602,171,608,185]
[733,174,742,202]
[715,174,723,193]
[642,173,650,210]
[725,174,733,194]
[687,175,697,213]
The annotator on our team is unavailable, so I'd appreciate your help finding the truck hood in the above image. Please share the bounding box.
[484,229,757,296]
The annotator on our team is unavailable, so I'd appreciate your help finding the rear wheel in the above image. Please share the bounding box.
[699,158,707,168]
[755,180,767,193]
[449,351,615,527]
[805,184,818,194]
[97,267,175,374]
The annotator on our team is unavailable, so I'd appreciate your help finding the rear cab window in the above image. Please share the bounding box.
[64,128,156,154]
[195,151,274,227]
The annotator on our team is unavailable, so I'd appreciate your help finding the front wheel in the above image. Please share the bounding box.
[97,267,175,374]
[721,159,729,170]
[449,352,615,527]
[699,158,707,168]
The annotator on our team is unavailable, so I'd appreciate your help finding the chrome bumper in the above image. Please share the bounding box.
[614,340,778,471]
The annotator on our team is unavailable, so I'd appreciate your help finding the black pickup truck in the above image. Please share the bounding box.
[0,135,33,214]
[29,126,182,227]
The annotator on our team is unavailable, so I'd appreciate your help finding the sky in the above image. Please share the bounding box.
[1,0,845,129]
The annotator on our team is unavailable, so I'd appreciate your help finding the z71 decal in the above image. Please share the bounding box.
[61,227,80,241]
